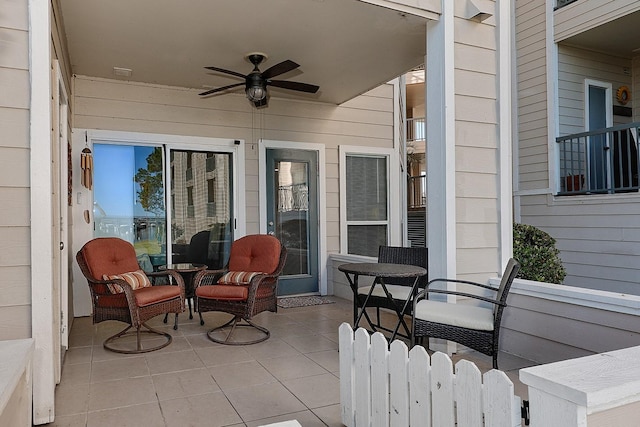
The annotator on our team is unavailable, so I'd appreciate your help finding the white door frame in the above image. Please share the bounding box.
[55,60,70,359]
[258,139,327,295]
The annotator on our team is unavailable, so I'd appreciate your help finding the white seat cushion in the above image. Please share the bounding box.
[414,300,494,331]
[357,285,414,301]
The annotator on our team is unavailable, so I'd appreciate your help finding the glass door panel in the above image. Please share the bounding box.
[169,150,233,270]
[93,144,166,271]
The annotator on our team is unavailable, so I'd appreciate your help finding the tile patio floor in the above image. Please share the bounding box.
[50,297,536,427]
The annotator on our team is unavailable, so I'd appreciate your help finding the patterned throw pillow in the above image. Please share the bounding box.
[103,269,152,294]
[217,271,263,285]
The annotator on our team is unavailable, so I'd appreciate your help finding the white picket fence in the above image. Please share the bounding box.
[339,323,522,427]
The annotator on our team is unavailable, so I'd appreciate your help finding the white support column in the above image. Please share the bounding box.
[520,346,640,427]
[498,0,514,269]
[29,0,56,423]
[426,0,456,281]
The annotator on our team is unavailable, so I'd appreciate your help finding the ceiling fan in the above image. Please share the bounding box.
[199,53,320,108]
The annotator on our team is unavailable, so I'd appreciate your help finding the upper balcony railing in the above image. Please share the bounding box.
[408,174,426,208]
[407,117,425,143]
[556,122,640,196]
[555,0,579,10]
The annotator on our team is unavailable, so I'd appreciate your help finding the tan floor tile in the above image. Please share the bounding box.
[194,345,254,367]
[145,349,204,374]
[90,356,148,383]
[246,410,325,427]
[160,392,243,427]
[60,362,91,385]
[55,383,90,416]
[149,335,192,353]
[259,354,328,381]
[266,324,316,340]
[68,332,93,348]
[251,312,299,327]
[64,347,93,365]
[152,367,220,401]
[209,360,277,392]
[88,376,157,411]
[86,402,165,427]
[224,382,306,422]
[91,344,141,362]
[281,334,338,354]
[312,404,344,427]
[185,332,220,348]
[282,373,340,409]
[304,350,340,373]
[242,339,301,361]
[48,413,87,427]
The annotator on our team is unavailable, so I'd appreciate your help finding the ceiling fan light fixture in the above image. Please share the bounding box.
[246,85,267,102]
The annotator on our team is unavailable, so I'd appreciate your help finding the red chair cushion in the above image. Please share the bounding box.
[80,238,141,280]
[196,284,248,301]
[227,235,281,274]
[97,285,181,308]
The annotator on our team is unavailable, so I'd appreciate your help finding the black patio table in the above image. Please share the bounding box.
[159,263,207,326]
[338,262,427,342]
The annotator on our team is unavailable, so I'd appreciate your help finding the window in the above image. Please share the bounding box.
[340,146,398,257]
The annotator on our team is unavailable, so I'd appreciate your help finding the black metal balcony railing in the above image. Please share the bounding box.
[408,174,427,208]
[557,122,640,195]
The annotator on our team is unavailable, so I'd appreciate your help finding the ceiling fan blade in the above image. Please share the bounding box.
[198,82,244,96]
[204,66,246,80]
[269,80,319,94]
[261,60,299,79]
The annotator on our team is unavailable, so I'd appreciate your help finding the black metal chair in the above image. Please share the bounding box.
[411,258,520,369]
[355,246,428,339]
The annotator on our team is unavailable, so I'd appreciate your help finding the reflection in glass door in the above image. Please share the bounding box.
[93,144,166,271]
[169,150,233,270]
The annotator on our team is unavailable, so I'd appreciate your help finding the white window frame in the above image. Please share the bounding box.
[339,145,400,255]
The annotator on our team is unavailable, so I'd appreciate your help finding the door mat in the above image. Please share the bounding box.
[277,296,335,309]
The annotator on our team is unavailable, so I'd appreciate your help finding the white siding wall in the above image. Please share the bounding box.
[452,2,501,281]
[515,0,549,192]
[72,75,395,267]
[558,45,633,136]
[0,0,31,340]
[501,282,640,364]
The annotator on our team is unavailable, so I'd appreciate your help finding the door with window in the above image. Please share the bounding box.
[266,149,319,295]
[585,80,612,192]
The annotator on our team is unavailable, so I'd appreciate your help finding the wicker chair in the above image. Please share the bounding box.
[194,234,287,345]
[411,258,520,369]
[355,246,428,338]
[76,237,185,354]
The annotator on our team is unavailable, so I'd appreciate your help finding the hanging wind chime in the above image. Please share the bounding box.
[80,146,93,190]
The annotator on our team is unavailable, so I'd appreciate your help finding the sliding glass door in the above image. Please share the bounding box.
[169,150,233,270]
[92,143,234,271]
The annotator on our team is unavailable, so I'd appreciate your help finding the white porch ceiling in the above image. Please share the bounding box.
[58,0,429,105]
[561,11,640,59]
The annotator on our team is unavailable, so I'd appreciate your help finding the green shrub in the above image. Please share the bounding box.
[513,223,566,284]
